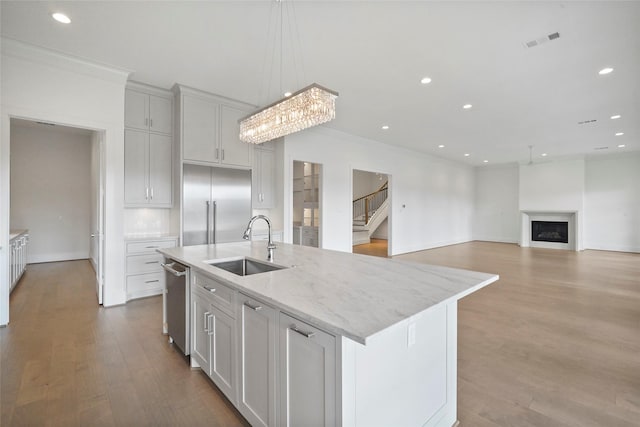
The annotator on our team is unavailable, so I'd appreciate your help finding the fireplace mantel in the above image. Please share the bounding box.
[520,211,580,251]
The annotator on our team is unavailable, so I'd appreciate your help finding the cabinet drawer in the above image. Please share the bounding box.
[126,239,176,254]
[127,253,164,274]
[193,273,236,318]
[127,272,164,299]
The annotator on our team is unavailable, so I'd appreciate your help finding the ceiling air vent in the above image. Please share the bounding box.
[524,32,561,48]
[594,146,609,151]
[578,119,597,125]
[36,121,56,126]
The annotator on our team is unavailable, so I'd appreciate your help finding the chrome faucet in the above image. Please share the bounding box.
[243,215,276,261]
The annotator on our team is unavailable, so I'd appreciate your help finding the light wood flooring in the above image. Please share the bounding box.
[2,243,639,426]
[1,260,249,427]
[352,238,389,258]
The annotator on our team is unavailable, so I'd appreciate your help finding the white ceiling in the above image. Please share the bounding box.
[2,1,638,166]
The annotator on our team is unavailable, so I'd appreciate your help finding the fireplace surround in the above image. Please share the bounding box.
[520,211,578,250]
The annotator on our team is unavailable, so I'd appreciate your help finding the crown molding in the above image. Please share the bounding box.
[1,37,131,85]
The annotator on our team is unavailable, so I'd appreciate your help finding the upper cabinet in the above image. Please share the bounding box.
[125,87,173,135]
[176,85,253,168]
[124,83,174,207]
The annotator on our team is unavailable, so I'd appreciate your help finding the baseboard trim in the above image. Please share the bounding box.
[28,252,90,264]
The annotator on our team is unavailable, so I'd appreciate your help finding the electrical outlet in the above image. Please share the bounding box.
[407,323,416,348]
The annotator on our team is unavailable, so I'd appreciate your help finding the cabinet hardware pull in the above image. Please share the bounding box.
[290,325,315,338]
[216,148,219,159]
[208,314,214,336]
[204,286,216,293]
[150,187,154,200]
[150,118,153,128]
[244,302,262,311]
[145,187,149,200]
[145,261,159,264]
[145,279,159,283]
[145,246,160,249]
[145,118,148,126]
[204,311,210,331]
[222,149,225,160]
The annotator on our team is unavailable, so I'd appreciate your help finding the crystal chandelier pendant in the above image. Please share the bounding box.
[239,83,338,144]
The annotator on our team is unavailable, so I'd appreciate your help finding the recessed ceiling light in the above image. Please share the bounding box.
[284,91,292,97]
[420,76,432,85]
[615,132,624,136]
[381,125,389,130]
[598,67,614,75]
[464,153,470,157]
[483,160,489,163]
[52,12,71,24]
[463,104,473,109]
[541,153,548,157]
[618,144,626,148]
[438,144,445,148]
[610,115,621,120]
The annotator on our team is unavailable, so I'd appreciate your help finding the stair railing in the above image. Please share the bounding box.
[353,181,388,224]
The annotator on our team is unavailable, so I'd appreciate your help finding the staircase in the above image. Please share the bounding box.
[352,182,388,245]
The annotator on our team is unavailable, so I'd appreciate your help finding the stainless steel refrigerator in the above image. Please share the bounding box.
[183,165,252,246]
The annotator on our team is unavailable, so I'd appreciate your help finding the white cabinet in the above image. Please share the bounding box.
[237,294,278,427]
[124,237,177,301]
[279,313,337,427]
[124,130,172,207]
[253,146,276,208]
[125,88,173,135]
[9,230,29,293]
[177,86,253,168]
[191,272,237,404]
[124,83,174,207]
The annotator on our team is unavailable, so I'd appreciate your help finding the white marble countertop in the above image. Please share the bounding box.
[10,229,29,241]
[159,242,498,345]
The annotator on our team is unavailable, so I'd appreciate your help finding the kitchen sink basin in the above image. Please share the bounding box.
[206,257,287,276]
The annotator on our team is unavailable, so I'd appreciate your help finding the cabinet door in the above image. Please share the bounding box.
[124,129,149,205]
[258,149,276,208]
[183,95,218,163]
[125,89,149,130]
[220,105,251,167]
[279,313,336,427]
[238,296,277,427]
[148,133,172,206]
[192,291,211,374]
[149,95,173,135]
[210,306,236,403]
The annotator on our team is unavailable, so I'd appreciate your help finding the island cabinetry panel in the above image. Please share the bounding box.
[178,86,253,168]
[279,312,337,427]
[125,237,177,301]
[191,272,238,404]
[237,294,278,427]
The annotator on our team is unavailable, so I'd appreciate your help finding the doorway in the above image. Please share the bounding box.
[292,160,321,248]
[352,169,390,257]
[9,118,105,303]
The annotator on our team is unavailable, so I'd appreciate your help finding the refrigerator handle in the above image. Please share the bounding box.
[206,201,211,245]
[213,201,217,244]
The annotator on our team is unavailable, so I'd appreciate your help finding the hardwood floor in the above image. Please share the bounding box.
[352,238,389,257]
[1,260,249,427]
[396,242,640,427]
[2,244,639,426]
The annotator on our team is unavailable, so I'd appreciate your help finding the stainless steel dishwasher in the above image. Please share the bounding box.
[162,259,190,356]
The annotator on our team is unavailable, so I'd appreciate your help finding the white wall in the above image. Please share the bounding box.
[10,124,92,263]
[519,158,585,212]
[283,127,475,255]
[1,38,129,324]
[473,164,519,243]
[585,153,640,252]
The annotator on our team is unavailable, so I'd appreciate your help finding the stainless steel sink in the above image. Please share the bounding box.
[206,257,287,276]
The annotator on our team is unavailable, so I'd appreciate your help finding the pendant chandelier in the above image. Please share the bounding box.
[238,1,338,144]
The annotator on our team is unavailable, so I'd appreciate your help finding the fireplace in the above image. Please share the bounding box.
[531,221,569,243]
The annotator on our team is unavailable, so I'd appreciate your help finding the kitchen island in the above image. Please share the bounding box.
[159,241,498,427]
